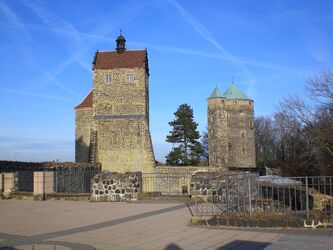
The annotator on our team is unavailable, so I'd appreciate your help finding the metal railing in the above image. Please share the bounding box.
[193,175,333,218]
[142,173,192,195]
[1,169,101,194]
[54,168,100,193]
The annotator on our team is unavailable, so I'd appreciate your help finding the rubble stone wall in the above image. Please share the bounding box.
[91,171,141,201]
[75,107,93,163]
[191,172,258,203]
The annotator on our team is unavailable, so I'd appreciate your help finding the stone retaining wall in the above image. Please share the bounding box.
[191,172,258,202]
[91,172,141,201]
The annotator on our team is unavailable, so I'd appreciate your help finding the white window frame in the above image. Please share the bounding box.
[105,74,112,83]
[126,73,134,84]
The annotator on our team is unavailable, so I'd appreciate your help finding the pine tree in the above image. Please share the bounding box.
[165,104,203,166]
[200,130,209,166]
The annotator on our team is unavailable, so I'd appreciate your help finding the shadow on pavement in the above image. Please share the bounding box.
[216,240,271,250]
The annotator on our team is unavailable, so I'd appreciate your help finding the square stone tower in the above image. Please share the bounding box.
[75,33,155,173]
[208,84,256,169]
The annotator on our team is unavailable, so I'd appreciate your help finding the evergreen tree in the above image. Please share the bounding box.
[165,104,203,166]
[200,130,209,166]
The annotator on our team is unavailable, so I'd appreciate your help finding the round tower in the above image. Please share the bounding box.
[207,86,228,168]
[207,83,256,169]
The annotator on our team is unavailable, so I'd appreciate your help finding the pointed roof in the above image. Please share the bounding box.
[75,91,93,109]
[208,86,224,99]
[223,83,250,100]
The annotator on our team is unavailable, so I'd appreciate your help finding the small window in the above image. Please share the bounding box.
[242,147,246,154]
[241,131,245,139]
[250,120,254,129]
[126,73,134,83]
[105,75,112,83]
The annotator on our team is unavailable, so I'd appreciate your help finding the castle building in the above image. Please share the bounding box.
[75,33,155,173]
[208,84,256,169]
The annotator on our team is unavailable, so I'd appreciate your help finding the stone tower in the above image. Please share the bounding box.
[208,83,256,169]
[75,33,155,173]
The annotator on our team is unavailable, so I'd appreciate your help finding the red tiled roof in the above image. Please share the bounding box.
[93,50,147,69]
[75,91,93,109]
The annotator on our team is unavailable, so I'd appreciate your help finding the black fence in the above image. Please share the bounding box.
[54,168,99,193]
[1,168,101,194]
[192,175,333,218]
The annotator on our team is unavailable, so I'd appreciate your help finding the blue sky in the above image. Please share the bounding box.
[0,0,332,162]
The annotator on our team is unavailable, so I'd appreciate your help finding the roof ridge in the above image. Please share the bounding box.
[223,83,251,100]
[97,49,146,52]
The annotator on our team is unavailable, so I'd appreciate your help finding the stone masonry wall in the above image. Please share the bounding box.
[191,172,258,204]
[208,98,228,169]
[95,119,155,173]
[91,171,141,201]
[93,67,148,116]
[225,100,256,168]
[142,166,227,194]
[92,65,155,173]
[75,108,93,162]
[208,98,256,169]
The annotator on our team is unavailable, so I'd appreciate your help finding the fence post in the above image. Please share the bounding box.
[248,178,252,219]
[226,183,229,213]
[195,182,198,216]
[0,173,4,194]
[305,176,309,218]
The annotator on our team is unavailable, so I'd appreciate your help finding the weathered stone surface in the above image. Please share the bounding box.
[208,97,256,169]
[75,108,93,163]
[90,171,142,202]
[191,172,258,204]
[75,47,155,173]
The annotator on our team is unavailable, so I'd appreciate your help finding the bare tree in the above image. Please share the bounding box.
[275,70,333,175]
[254,116,276,168]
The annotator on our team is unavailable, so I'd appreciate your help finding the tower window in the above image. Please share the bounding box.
[126,73,134,83]
[250,119,254,129]
[242,147,246,154]
[105,74,112,83]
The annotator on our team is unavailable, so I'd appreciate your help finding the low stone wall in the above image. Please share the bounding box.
[91,172,141,201]
[191,172,258,202]
[152,166,226,174]
[142,166,228,195]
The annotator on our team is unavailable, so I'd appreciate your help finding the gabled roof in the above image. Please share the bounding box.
[223,84,250,100]
[208,86,224,99]
[93,50,147,70]
[75,91,93,109]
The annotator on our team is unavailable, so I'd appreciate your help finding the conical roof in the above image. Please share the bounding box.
[208,86,224,99]
[223,83,250,100]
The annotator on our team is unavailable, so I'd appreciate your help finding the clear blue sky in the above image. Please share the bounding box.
[0,0,332,162]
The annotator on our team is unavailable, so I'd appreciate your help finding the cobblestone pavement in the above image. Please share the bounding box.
[0,200,332,250]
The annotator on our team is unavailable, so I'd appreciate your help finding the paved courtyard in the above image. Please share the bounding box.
[0,200,332,250]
